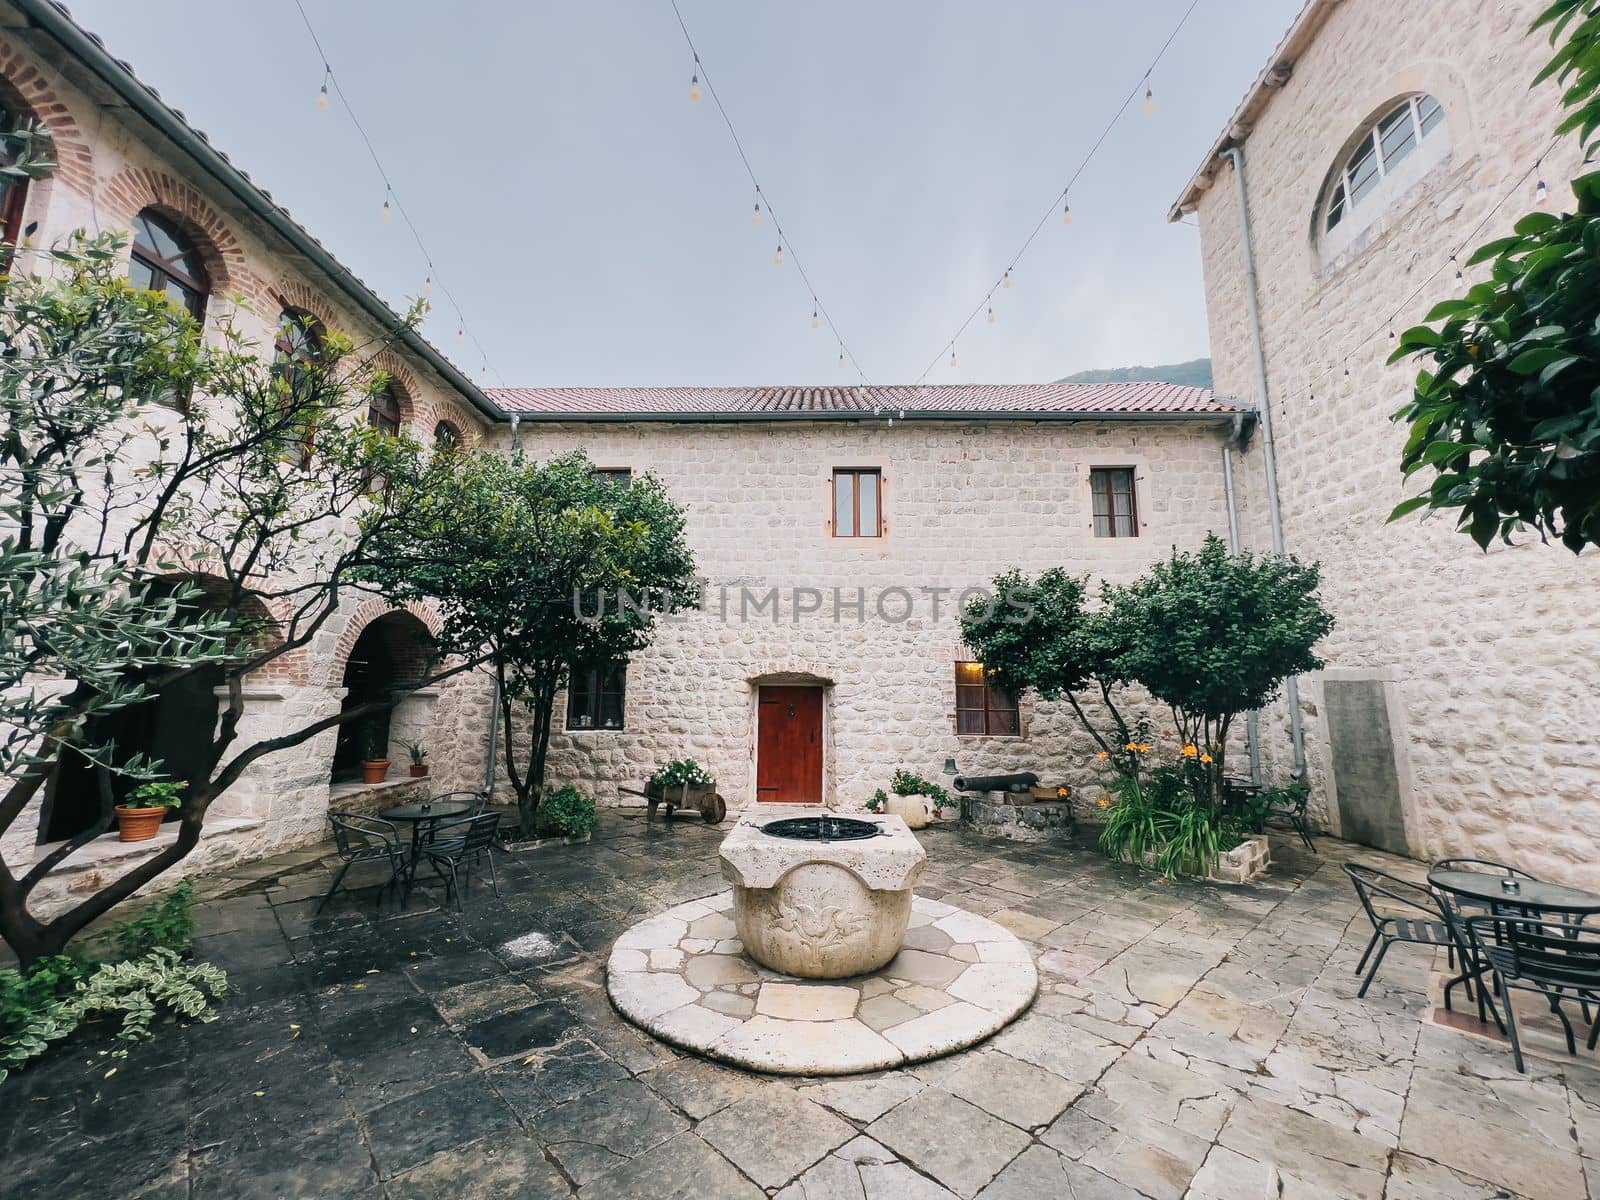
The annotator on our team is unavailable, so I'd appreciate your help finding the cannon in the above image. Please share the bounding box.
[952,771,1039,795]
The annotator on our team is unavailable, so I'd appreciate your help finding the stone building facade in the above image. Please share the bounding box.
[1172,0,1600,886]
[0,1,501,912]
[487,390,1246,816]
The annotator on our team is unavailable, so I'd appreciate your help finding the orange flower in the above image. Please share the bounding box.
[1096,797,1111,809]
[1095,750,1109,761]
[1200,753,1214,764]
[1181,743,1198,758]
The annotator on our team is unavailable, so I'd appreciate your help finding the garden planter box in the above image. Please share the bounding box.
[1138,834,1272,884]
[499,832,591,853]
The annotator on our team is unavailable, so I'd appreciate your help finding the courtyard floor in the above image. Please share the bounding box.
[4,812,1599,1200]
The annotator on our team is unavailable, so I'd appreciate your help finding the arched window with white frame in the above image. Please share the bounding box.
[1320,93,1449,258]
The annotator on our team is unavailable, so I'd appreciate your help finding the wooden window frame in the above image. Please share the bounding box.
[566,662,627,731]
[1090,466,1139,539]
[130,210,209,320]
[831,467,882,538]
[368,384,402,437]
[592,467,633,485]
[954,660,1020,738]
[434,420,463,449]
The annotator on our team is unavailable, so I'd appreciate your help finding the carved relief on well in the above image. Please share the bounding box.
[734,861,913,978]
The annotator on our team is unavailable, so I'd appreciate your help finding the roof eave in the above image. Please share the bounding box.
[1166,0,1339,222]
[13,0,507,423]
[502,407,1246,425]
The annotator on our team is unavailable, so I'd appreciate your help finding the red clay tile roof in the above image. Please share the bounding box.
[489,383,1240,420]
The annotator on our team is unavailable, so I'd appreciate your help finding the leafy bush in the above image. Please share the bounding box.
[650,758,712,789]
[866,789,887,813]
[1,948,227,1083]
[889,769,950,807]
[1097,765,1251,881]
[101,881,196,961]
[124,780,184,810]
[537,785,598,838]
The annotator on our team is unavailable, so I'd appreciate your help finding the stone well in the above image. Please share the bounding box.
[718,809,926,979]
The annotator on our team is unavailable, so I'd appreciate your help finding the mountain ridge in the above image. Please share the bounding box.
[1056,357,1212,389]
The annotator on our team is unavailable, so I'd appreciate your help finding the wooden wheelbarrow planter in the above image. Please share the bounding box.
[621,780,727,824]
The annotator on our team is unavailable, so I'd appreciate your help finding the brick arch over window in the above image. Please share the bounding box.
[325,598,444,690]
[269,278,336,334]
[0,40,93,195]
[369,350,423,426]
[101,168,247,295]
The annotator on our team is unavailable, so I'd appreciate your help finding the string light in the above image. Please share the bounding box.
[1144,80,1156,115]
[1002,268,1012,289]
[949,346,958,368]
[811,304,819,330]
[291,0,504,387]
[1535,162,1549,205]
[838,349,845,369]
[752,200,762,226]
[774,243,784,266]
[689,71,701,103]
[898,408,907,420]
[986,304,996,325]
[1062,197,1073,225]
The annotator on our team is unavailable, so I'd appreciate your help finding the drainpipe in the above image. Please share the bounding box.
[509,413,522,452]
[1225,145,1307,782]
[1221,413,1262,787]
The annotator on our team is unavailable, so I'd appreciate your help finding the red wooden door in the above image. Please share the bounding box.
[756,686,823,804]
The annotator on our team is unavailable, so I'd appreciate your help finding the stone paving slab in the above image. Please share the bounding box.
[8,814,1600,1199]
[606,892,1037,1074]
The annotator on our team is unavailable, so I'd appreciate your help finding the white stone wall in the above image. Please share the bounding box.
[0,29,494,908]
[493,418,1239,817]
[1189,0,1600,886]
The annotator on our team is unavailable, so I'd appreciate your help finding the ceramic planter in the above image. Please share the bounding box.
[885,793,933,829]
[114,805,167,842]
[408,763,430,778]
[360,759,390,784]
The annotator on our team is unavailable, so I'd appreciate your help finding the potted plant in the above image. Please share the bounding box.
[360,724,390,785]
[501,785,599,851]
[647,758,715,807]
[406,741,430,778]
[884,768,949,830]
[115,780,183,843]
[865,788,887,814]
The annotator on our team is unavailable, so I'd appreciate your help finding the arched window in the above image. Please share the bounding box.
[275,306,324,366]
[1322,94,1448,244]
[433,420,462,449]
[0,102,31,259]
[368,384,402,437]
[130,209,209,319]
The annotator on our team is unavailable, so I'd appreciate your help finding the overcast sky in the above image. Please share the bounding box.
[68,1,1301,387]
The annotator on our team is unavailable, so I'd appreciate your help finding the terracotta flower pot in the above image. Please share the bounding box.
[408,763,430,778]
[114,805,167,843]
[361,759,390,784]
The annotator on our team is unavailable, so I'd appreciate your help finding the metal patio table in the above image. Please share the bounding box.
[1427,867,1600,1030]
[379,798,473,875]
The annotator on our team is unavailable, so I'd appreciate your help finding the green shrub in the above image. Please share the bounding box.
[866,788,888,813]
[101,881,196,961]
[538,785,598,838]
[125,780,184,810]
[1098,766,1246,881]
[0,948,227,1083]
[889,769,950,807]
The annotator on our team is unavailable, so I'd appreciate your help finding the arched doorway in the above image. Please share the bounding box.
[330,611,435,782]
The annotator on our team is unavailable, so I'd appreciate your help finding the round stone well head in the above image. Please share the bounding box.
[718,809,927,979]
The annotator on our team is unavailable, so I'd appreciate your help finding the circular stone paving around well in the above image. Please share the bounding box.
[605,891,1037,1076]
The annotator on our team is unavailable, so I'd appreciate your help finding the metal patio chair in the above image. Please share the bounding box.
[1263,785,1316,852]
[320,811,407,912]
[1343,862,1460,1001]
[427,789,492,816]
[1466,914,1600,1073]
[408,811,501,911]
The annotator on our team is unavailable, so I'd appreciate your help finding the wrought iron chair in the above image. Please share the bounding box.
[428,789,492,816]
[320,812,407,912]
[408,812,501,911]
[1466,914,1600,1073]
[1343,863,1459,1000]
[1263,784,1315,852]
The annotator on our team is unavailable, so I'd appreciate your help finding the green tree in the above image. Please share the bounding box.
[0,235,467,967]
[958,568,1143,774]
[1110,535,1332,806]
[368,449,697,836]
[1391,1,1600,551]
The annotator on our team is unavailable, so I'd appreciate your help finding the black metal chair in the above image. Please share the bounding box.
[408,812,501,911]
[1343,863,1458,1000]
[1263,785,1315,852]
[1466,914,1600,1073]
[320,812,407,912]
[428,789,491,815]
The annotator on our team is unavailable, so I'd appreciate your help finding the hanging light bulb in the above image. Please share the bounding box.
[897,408,906,420]
[810,305,819,330]
[949,346,958,368]
[774,242,784,266]
[689,72,701,103]
[1062,197,1073,225]
[315,75,330,111]
[1388,327,1396,341]
[986,305,995,325]
[1451,254,1463,286]
[456,325,464,341]
[423,273,433,295]
[1002,268,1012,290]
[380,194,392,222]
[837,349,845,369]
[1144,82,1156,115]
[1535,175,1549,206]
[752,201,762,226]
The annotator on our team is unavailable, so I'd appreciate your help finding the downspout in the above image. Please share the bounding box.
[1226,144,1307,781]
[1221,413,1263,787]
